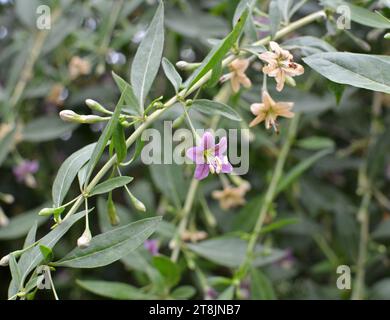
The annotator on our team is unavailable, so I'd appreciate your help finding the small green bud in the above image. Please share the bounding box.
[126,189,146,212]
[285,76,296,87]
[176,61,201,71]
[107,193,120,226]
[85,99,112,115]
[38,206,65,217]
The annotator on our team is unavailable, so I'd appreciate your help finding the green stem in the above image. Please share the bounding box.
[236,114,300,279]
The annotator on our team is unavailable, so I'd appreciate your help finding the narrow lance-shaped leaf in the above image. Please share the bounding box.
[84,89,127,187]
[185,8,249,90]
[8,211,86,298]
[112,124,127,164]
[90,176,133,196]
[162,57,182,93]
[112,71,139,115]
[52,143,95,207]
[190,99,242,122]
[130,1,164,112]
[303,52,390,94]
[53,217,162,268]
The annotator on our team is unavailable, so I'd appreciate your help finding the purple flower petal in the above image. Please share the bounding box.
[220,156,233,173]
[194,164,210,180]
[201,132,215,150]
[144,239,159,256]
[186,146,205,164]
[214,137,227,156]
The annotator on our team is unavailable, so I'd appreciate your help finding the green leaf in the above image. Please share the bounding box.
[171,286,196,299]
[90,176,133,196]
[207,61,222,88]
[77,280,155,299]
[112,71,139,115]
[187,237,286,268]
[185,8,249,90]
[269,0,281,38]
[327,81,345,105]
[324,0,390,29]
[112,124,127,163]
[218,285,235,300]
[8,254,22,293]
[39,245,53,263]
[190,99,242,121]
[303,52,390,94]
[250,268,276,300]
[84,88,126,187]
[282,36,336,56]
[0,204,49,240]
[52,143,95,207]
[22,116,77,142]
[8,210,86,298]
[162,57,182,93]
[15,0,41,28]
[0,127,16,167]
[296,136,335,150]
[152,255,181,288]
[276,148,333,194]
[53,217,162,268]
[130,1,164,111]
[259,218,300,235]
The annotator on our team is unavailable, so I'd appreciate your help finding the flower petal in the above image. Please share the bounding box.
[186,146,205,163]
[214,137,227,156]
[249,114,266,127]
[250,103,263,116]
[194,164,210,180]
[220,157,233,173]
[201,132,215,150]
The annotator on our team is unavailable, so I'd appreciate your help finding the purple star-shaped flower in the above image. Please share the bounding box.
[12,160,39,183]
[186,132,233,180]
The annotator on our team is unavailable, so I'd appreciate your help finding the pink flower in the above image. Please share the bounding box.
[221,59,252,93]
[144,239,159,256]
[259,41,304,92]
[12,160,39,188]
[186,132,233,180]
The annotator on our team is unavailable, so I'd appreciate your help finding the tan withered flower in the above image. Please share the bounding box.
[212,182,250,210]
[181,230,208,243]
[69,56,91,80]
[46,83,65,106]
[259,41,304,92]
[221,59,252,93]
[249,91,294,132]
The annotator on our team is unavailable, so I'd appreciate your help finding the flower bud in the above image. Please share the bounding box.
[176,61,201,71]
[77,229,92,249]
[0,193,14,204]
[0,209,9,227]
[59,110,80,122]
[285,76,296,87]
[0,254,10,267]
[127,191,146,212]
[38,206,65,217]
[85,99,111,115]
[107,194,120,226]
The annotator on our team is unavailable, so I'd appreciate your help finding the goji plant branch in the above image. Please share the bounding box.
[236,113,300,281]
[352,92,383,300]
[62,10,326,222]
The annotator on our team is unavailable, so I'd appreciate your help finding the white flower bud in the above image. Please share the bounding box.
[0,254,10,267]
[77,229,92,249]
[0,193,14,204]
[0,211,9,227]
[176,61,201,70]
[59,110,80,122]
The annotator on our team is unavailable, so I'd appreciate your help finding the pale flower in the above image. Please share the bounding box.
[69,56,91,80]
[212,182,250,210]
[221,59,252,93]
[259,41,304,92]
[249,91,294,132]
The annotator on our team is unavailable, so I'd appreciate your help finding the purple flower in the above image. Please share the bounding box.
[13,160,39,186]
[144,239,159,256]
[204,287,218,300]
[186,132,233,180]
